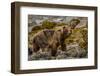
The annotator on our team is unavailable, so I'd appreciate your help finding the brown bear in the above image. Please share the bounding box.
[32,19,80,56]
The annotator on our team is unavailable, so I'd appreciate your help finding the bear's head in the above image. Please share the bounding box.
[60,26,71,39]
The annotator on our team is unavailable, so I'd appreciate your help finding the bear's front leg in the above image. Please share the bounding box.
[50,42,59,57]
[51,49,57,57]
[61,42,67,51]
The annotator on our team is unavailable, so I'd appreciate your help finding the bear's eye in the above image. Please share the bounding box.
[63,29,68,33]
[57,30,61,31]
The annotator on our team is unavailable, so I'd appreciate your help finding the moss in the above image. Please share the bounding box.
[65,27,88,49]
[42,20,57,29]
[31,26,42,31]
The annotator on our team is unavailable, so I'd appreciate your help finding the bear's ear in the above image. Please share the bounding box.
[57,29,61,31]
[63,26,68,33]
[63,26,66,29]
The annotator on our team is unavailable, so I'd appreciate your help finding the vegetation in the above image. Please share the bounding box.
[31,20,67,32]
[42,20,57,29]
[31,26,42,31]
[79,28,88,50]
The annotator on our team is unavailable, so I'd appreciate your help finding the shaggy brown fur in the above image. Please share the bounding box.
[32,27,71,56]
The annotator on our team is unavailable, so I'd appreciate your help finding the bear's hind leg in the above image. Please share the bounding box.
[61,43,66,51]
[51,49,57,57]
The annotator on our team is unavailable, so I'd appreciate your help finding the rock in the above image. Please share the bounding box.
[66,44,87,58]
[28,44,87,61]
